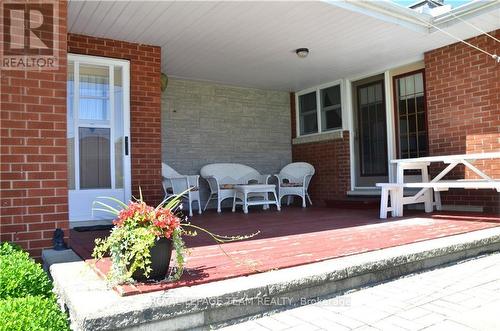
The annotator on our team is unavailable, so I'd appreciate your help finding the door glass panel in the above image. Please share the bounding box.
[398,79,406,97]
[114,66,124,189]
[418,134,427,157]
[375,84,383,102]
[399,115,407,136]
[418,112,426,132]
[79,127,111,189]
[408,113,416,134]
[79,65,109,121]
[358,81,387,176]
[67,62,75,189]
[405,75,415,94]
[399,99,406,115]
[407,96,416,116]
[400,134,408,157]
[415,74,424,93]
[409,134,418,158]
[396,72,427,158]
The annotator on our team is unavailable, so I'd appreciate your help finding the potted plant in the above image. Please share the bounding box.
[92,190,256,284]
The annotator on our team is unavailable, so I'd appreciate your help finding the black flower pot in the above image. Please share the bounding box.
[131,237,173,281]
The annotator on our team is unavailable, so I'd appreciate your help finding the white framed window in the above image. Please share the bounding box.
[298,91,318,135]
[296,81,343,137]
[320,85,342,132]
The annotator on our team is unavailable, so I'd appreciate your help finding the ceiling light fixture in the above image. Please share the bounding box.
[295,48,309,58]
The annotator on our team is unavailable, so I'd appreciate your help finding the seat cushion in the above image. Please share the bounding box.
[281,182,302,187]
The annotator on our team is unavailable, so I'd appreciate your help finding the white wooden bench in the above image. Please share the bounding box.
[376,183,403,219]
[377,152,500,219]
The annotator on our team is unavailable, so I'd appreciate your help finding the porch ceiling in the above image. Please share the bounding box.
[68,1,500,91]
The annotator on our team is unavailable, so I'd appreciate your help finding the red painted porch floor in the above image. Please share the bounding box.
[69,207,500,296]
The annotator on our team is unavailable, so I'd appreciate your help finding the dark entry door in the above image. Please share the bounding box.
[356,80,388,185]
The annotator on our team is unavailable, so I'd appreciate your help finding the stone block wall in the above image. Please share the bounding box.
[161,78,291,208]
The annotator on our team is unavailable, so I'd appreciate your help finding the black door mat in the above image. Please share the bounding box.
[72,224,114,232]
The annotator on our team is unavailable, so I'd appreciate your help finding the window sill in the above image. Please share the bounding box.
[293,130,344,145]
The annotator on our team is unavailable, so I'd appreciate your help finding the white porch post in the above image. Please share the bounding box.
[384,70,397,183]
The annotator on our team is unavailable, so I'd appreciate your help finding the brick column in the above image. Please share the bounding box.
[0,1,69,258]
[424,29,499,212]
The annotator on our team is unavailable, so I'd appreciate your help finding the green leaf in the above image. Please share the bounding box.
[92,200,120,215]
[95,196,128,209]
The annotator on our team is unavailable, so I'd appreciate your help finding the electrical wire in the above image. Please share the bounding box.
[411,2,499,63]
[429,0,500,43]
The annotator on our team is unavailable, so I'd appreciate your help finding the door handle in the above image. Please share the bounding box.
[125,136,129,156]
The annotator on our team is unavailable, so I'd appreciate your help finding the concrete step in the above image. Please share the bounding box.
[50,227,500,331]
[42,248,82,273]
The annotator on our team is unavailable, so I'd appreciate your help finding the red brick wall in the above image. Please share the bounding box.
[292,133,351,204]
[290,93,351,203]
[0,1,68,258]
[424,30,499,212]
[67,34,163,205]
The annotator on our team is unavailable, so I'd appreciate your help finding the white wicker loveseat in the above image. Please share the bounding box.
[200,163,270,213]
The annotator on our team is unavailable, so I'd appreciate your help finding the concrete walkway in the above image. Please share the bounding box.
[221,252,500,330]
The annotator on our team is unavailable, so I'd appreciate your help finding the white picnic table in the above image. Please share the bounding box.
[377,152,500,218]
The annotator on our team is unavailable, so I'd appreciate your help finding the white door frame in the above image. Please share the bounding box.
[68,53,131,222]
[347,69,397,191]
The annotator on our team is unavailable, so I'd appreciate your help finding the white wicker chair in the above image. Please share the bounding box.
[161,163,201,217]
[200,163,269,213]
[274,162,315,208]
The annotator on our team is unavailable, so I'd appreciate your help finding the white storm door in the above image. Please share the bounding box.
[67,54,131,222]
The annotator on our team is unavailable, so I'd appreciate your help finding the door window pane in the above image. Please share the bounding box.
[79,127,111,189]
[415,74,424,94]
[299,92,318,135]
[416,95,425,112]
[395,72,427,158]
[79,65,109,121]
[418,134,427,157]
[79,65,109,97]
[358,82,387,176]
[405,75,415,95]
[375,84,383,102]
[114,67,124,189]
